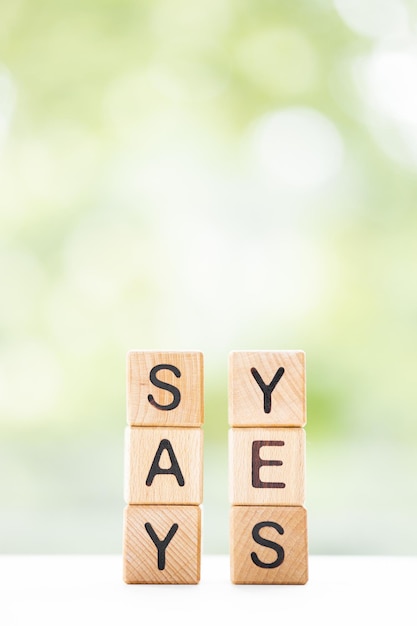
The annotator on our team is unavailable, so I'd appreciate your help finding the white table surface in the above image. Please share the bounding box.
[1,555,416,625]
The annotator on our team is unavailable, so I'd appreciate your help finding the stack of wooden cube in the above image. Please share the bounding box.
[123,351,204,584]
[229,350,308,584]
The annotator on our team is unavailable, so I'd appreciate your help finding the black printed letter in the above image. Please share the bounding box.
[252,440,285,489]
[148,364,181,411]
[144,522,179,570]
[146,439,185,487]
[251,521,285,569]
[250,366,285,413]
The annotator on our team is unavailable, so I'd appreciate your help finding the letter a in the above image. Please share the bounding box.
[146,439,185,487]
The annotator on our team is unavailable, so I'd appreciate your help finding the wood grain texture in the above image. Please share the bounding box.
[124,426,203,504]
[127,351,204,427]
[230,505,308,584]
[229,427,305,505]
[229,350,306,427]
[123,505,201,584]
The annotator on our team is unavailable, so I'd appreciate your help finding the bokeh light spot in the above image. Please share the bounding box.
[248,106,344,188]
[334,0,409,40]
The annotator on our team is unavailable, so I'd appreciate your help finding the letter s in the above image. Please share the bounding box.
[148,364,181,411]
[251,521,285,569]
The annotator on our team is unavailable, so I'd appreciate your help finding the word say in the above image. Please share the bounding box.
[123,351,203,584]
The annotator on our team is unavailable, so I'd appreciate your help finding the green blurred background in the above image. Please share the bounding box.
[1,0,417,556]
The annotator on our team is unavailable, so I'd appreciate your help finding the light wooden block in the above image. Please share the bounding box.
[124,427,203,504]
[229,427,305,505]
[229,350,306,427]
[230,505,308,584]
[123,505,201,584]
[127,351,203,427]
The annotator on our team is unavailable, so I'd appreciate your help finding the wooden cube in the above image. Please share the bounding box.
[229,351,306,427]
[229,427,305,505]
[123,505,201,584]
[124,427,203,504]
[230,505,308,584]
[127,351,203,427]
